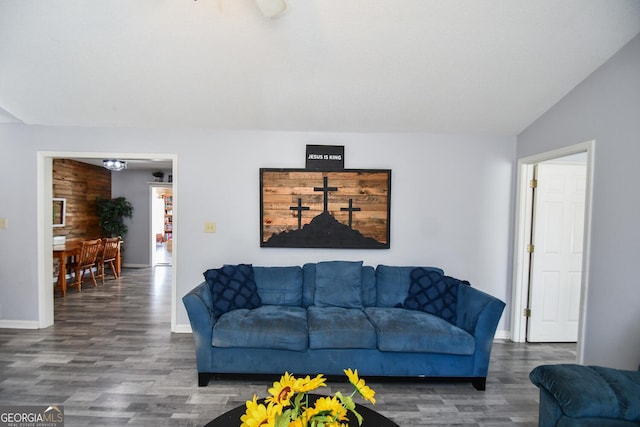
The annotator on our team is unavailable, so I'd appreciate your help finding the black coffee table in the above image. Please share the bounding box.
[205,393,398,427]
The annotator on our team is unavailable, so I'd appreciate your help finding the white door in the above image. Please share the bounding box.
[527,162,586,342]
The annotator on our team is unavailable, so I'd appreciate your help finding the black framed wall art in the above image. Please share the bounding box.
[260,169,391,249]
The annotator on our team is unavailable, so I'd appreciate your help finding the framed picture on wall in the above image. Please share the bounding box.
[52,198,66,227]
[260,168,391,249]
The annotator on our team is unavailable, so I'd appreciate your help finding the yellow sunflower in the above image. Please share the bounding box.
[240,395,277,427]
[266,372,297,407]
[312,395,348,422]
[343,368,376,404]
[294,374,327,393]
[287,415,314,427]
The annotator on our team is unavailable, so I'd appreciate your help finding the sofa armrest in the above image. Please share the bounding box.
[183,281,215,328]
[537,387,565,427]
[182,281,216,371]
[530,364,640,422]
[456,285,505,336]
[456,285,505,375]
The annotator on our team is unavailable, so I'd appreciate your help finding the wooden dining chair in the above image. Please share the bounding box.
[97,237,121,283]
[68,239,102,292]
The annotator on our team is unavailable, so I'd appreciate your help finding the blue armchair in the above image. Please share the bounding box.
[530,364,640,427]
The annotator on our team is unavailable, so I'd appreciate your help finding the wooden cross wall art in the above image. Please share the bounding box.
[260,168,391,249]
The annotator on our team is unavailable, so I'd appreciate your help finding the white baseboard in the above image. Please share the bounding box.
[173,324,192,333]
[494,330,510,340]
[0,320,41,329]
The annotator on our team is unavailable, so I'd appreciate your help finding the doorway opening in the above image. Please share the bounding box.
[151,185,172,267]
[511,141,594,363]
[37,151,179,331]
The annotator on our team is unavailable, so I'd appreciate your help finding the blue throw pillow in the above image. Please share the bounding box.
[314,260,363,308]
[203,264,262,318]
[375,265,444,307]
[403,268,470,324]
[252,266,303,306]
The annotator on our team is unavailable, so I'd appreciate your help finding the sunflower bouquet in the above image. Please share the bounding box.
[240,368,376,427]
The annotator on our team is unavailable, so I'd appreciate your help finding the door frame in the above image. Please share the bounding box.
[37,151,178,331]
[510,140,595,363]
[149,184,173,267]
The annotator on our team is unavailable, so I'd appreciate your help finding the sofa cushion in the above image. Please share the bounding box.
[302,263,317,307]
[308,306,377,349]
[375,265,444,308]
[253,266,303,306]
[314,260,363,308]
[212,305,308,351]
[403,268,470,324]
[361,266,376,307]
[365,307,475,354]
[203,264,262,318]
[304,263,375,308]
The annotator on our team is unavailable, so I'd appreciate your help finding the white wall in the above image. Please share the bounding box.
[111,169,172,267]
[518,34,640,369]
[0,126,515,333]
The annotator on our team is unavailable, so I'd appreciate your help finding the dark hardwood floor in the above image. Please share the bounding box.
[0,266,575,426]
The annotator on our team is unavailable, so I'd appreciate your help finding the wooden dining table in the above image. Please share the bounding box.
[53,240,122,297]
[53,242,82,297]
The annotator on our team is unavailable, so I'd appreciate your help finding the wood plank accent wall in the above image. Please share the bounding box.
[53,159,111,242]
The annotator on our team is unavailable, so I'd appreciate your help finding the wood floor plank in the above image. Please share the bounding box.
[0,266,576,426]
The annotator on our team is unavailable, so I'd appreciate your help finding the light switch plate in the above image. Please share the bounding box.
[0,217,7,229]
[204,222,216,233]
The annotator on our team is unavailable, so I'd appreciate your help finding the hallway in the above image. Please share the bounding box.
[155,240,172,266]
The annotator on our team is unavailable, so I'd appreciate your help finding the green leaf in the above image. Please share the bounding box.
[274,412,290,427]
[351,408,364,425]
[293,391,305,407]
[337,393,356,412]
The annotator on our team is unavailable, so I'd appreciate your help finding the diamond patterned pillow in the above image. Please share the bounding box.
[203,264,262,319]
[403,268,470,324]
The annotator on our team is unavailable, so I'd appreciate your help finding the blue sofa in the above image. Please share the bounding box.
[183,261,505,390]
[530,364,640,426]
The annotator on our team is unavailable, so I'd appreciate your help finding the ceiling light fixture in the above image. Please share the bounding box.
[256,0,287,18]
[103,159,127,171]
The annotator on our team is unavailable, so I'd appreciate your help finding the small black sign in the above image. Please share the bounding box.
[306,145,344,170]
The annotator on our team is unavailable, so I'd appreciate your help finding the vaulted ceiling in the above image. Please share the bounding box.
[1,0,639,135]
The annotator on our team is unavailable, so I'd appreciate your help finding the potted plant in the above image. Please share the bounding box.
[152,171,164,182]
[96,197,134,240]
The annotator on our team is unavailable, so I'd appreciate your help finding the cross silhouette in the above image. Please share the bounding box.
[340,198,362,228]
[313,176,338,212]
[289,198,310,230]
